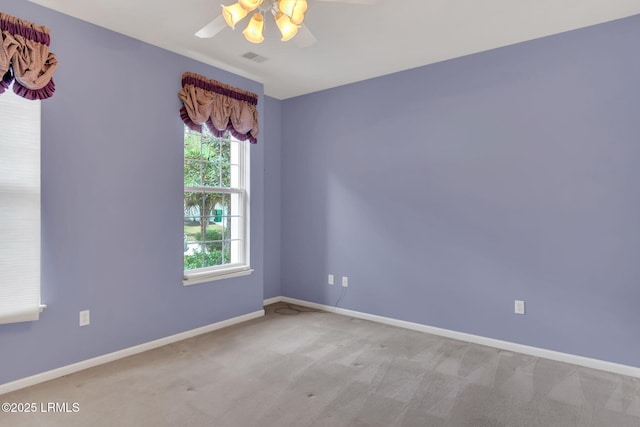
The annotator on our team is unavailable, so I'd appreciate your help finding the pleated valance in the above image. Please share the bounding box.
[0,12,58,100]
[178,72,259,144]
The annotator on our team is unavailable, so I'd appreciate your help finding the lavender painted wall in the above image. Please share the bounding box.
[0,1,265,384]
[263,96,282,299]
[281,15,640,367]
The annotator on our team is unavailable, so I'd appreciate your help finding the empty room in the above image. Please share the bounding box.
[1,0,639,425]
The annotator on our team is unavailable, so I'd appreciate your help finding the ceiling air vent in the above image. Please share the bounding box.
[242,52,268,63]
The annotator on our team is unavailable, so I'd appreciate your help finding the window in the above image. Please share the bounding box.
[183,126,250,285]
[0,86,43,324]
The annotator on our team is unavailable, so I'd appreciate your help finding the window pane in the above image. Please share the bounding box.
[221,159,231,187]
[219,135,231,188]
[202,163,220,187]
[184,217,199,247]
[201,136,220,187]
[184,130,202,158]
[184,128,202,186]
[183,160,202,186]
[184,126,247,275]
[184,191,236,269]
[184,192,203,225]
[184,242,209,270]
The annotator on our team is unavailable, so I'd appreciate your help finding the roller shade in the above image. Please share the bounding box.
[0,85,42,324]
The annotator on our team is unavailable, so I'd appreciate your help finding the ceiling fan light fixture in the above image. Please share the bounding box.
[243,12,265,44]
[238,0,263,12]
[221,3,249,29]
[277,0,306,18]
[293,0,307,25]
[277,0,292,15]
[275,11,300,41]
[289,8,306,25]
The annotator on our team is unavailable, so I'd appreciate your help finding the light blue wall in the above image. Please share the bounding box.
[0,1,265,384]
[263,96,282,299]
[3,0,640,386]
[281,14,640,367]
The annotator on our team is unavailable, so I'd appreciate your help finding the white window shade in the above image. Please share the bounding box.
[0,88,42,325]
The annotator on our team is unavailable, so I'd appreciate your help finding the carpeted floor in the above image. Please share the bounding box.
[1,302,639,426]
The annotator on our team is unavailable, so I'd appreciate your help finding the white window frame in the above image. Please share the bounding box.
[0,86,45,323]
[182,128,251,286]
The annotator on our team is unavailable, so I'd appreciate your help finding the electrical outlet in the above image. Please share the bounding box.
[79,310,90,326]
[342,276,349,287]
[328,274,334,285]
[514,300,525,315]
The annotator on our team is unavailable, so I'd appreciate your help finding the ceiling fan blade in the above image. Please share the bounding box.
[314,0,376,4]
[195,15,226,39]
[294,24,318,48]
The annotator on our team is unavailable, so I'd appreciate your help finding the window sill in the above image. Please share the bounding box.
[182,266,253,287]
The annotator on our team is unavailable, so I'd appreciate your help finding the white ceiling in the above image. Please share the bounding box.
[28,0,640,99]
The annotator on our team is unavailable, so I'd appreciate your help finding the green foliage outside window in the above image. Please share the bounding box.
[184,248,231,270]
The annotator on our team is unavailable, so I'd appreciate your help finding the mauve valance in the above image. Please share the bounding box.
[178,72,259,144]
[0,12,58,100]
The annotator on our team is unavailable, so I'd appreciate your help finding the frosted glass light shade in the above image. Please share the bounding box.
[243,13,265,43]
[289,0,307,25]
[275,12,299,41]
[238,0,262,11]
[278,0,307,19]
[277,0,295,15]
[222,3,249,29]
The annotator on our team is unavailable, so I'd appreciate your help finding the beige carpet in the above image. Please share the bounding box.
[1,302,639,426]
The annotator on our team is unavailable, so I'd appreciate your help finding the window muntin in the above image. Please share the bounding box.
[183,126,249,283]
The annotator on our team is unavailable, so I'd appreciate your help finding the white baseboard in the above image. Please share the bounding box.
[263,296,283,306]
[270,296,640,379]
[0,309,265,396]
[6,295,638,397]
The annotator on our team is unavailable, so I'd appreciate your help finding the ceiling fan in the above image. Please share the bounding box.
[195,0,375,48]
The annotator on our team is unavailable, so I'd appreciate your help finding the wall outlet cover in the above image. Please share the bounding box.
[79,310,90,326]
